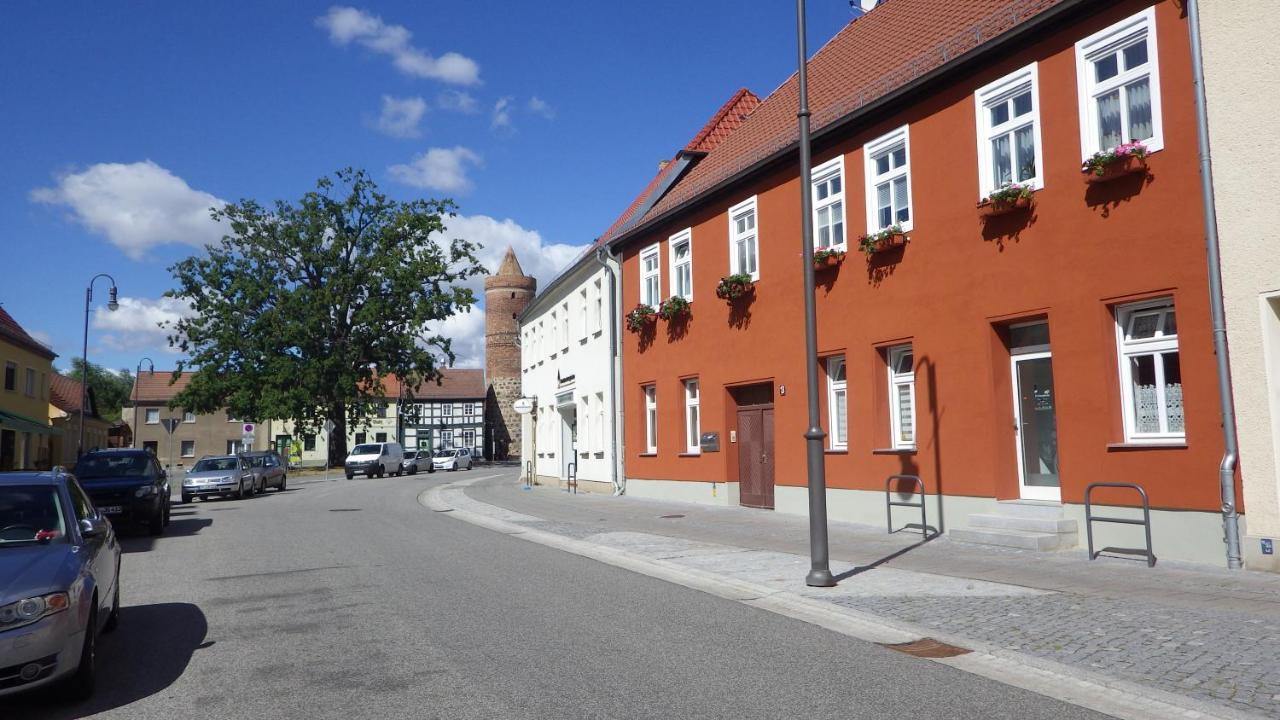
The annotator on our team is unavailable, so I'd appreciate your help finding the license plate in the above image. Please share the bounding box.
[100,506,123,515]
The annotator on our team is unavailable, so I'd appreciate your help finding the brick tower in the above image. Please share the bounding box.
[484,246,535,460]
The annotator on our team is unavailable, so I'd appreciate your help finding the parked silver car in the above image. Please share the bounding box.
[431,448,474,472]
[240,451,288,493]
[0,471,121,700]
[181,455,254,503]
[399,450,434,475]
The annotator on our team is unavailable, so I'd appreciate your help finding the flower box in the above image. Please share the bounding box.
[977,195,1033,217]
[813,249,846,270]
[625,304,656,333]
[715,274,755,302]
[1082,141,1149,184]
[857,226,908,256]
[657,296,691,321]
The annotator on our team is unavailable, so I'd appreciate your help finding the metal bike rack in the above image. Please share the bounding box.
[566,462,578,494]
[1085,482,1156,567]
[885,474,932,537]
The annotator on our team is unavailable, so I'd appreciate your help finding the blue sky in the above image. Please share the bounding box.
[1,1,858,372]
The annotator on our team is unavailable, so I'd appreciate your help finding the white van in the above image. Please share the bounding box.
[344,441,405,479]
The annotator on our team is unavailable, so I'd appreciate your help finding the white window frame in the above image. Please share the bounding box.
[182,411,196,423]
[827,356,848,450]
[1075,6,1164,158]
[643,384,657,453]
[1115,298,1184,443]
[811,156,847,251]
[887,344,916,449]
[863,125,914,233]
[668,229,693,302]
[592,278,603,334]
[640,244,661,307]
[180,440,195,458]
[24,368,35,398]
[561,302,570,351]
[975,63,1045,198]
[145,408,160,425]
[579,288,589,340]
[596,391,606,454]
[683,379,700,454]
[728,196,760,281]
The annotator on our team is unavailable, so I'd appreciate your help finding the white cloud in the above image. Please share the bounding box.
[527,96,555,119]
[375,95,427,138]
[31,161,226,260]
[436,89,479,114]
[428,308,485,368]
[317,6,480,86]
[388,146,482,194]
[92,296,194,355]
[491,96,513,131]
[441,214,586,294]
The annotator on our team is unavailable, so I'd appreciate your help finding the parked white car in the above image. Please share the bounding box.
[344,442,405,479]
[431,448,473,472]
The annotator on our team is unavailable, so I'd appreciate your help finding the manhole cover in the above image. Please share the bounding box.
[659,514,685,519]
[328,508,362,512]
[879,638,971,658]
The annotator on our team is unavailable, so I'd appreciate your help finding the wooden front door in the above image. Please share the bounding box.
[737,406,775,509]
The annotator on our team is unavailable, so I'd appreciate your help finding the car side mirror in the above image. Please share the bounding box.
[80,517,108,539]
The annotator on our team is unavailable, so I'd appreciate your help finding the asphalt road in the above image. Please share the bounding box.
[6,467,1108,720]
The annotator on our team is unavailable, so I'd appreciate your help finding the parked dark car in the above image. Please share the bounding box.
[0,470,121,700]
[71,449,171,536]
[240,451,287,493]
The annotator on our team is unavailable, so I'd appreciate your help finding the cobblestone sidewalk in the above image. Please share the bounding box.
[457,474,1280,719]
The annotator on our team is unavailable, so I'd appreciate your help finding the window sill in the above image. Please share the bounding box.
[678,452,701,458]
[872,447,917,455]
[639,452,657,457]
[1106,441,1187,451]
[824,449,848,455]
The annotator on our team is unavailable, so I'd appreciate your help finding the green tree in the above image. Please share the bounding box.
[62,359,134,422]
[164,168,485,466]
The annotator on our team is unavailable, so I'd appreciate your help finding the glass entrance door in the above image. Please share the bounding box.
[1012,352,1060,500]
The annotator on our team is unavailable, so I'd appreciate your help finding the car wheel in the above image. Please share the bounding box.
[236,480,246,500]
[148,509,164,536]
[65,604,97,700]
[279,475,287,492]
[163,500,171,527]
[345,473,354,480]
[103,579,120,634]
[182,493,192,504]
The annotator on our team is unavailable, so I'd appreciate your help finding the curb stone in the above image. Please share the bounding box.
[422,477,1267,720]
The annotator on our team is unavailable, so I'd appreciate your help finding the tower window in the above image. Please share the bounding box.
[510,292,515,298]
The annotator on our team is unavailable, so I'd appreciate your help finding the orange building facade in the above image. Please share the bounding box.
[609,0,1239,564]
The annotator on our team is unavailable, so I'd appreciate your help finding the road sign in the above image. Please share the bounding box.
[160,418,180,434]
[324,419,336,434]
[242,423,255,435]
[513,398,534,415]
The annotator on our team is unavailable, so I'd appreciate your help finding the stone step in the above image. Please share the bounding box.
[995,499,1067,519]
[968,513,1078,534]
[949,526,1075,551]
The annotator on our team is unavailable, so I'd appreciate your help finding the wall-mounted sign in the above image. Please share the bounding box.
[242,423,255,435]
[513,398,534,415]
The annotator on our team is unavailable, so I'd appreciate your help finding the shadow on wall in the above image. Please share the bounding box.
[980,207,1037,250]
[727,292,754,330]
[1085,168,1154,218]
[889,354,945,536]
[665,311,691,343]
[8,602,210,720]
[865,244,904,288]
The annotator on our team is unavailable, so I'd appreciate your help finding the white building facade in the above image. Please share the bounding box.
[520,252,621,492]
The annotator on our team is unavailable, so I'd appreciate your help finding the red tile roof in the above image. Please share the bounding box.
[130,372,193,403]
[49,373,85,414]
[0,306,56,360]
[626,0,1069,236]
[380,369,487,400]
[598,88,761,245]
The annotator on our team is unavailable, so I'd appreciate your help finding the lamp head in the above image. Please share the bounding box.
[107,286,119,312]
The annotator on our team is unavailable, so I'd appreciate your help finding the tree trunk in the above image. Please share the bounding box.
[329,401,348,468]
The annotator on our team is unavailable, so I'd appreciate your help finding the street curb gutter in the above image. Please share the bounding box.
[422,479,1261,720]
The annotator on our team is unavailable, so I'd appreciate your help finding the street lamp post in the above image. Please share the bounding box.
[132,358,155,449]
[80,274,119,459]
[795,0,836,587]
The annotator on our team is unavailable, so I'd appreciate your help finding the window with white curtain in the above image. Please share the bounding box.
[684,379,700,453]
[579,288,589,340]
[811,157,846,250]
[728,197,759,280]
[1116,299,1183,442]
[975,63,1043,195]
[596,392,606,454]
[561,302,569,350]
[592,278,603,334]
[643,385,657,453]
[887,345,916,448]
[826,356,847,450]
[669,229,693,301]
[1075,7,1163,155]
[864,126,913,232]
[640,245,661,307]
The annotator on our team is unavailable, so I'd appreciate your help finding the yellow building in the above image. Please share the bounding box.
[49,372,110,467]
[0,306,57,470]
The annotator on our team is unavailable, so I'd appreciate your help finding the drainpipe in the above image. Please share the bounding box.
[594,245,625,495]
[1187,0,1242,570]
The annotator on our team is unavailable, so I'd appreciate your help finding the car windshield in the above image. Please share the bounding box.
[74,454,149,479]
[351,444,381,455]
[192,458,237,472]
[0,486,68,546]
[434,450,453,458]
